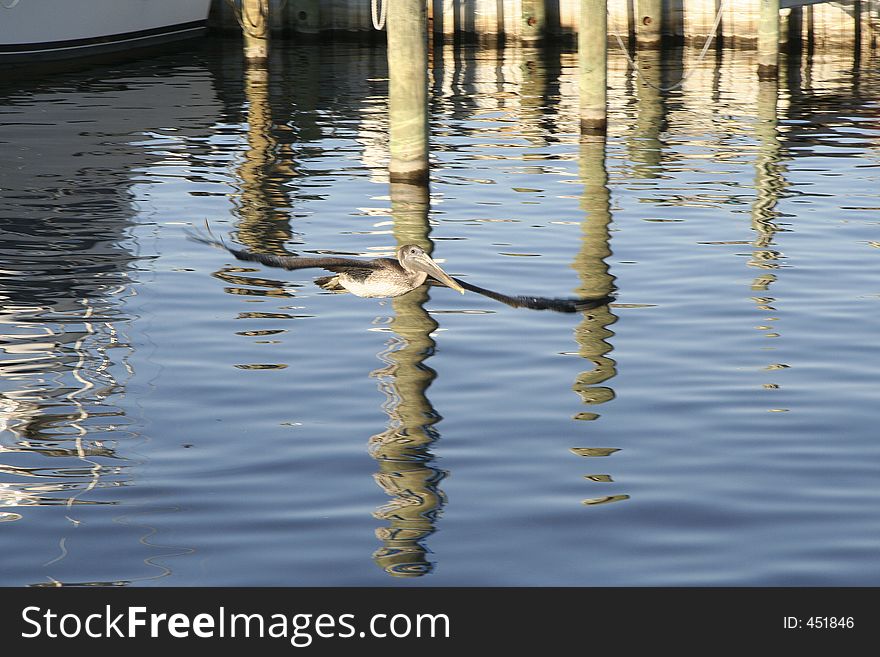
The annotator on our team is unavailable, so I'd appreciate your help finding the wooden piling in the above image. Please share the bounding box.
[757,0,780,78]
[432,0,456,43]
[242,0,270,62]
[289,0,320,35]
[388,0,430,184]
[210,1,878,48]
[636,0,663,48]
[579,0,607,134]
[521,0,547,42]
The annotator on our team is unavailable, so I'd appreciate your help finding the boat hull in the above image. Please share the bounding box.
[0,0,212,63]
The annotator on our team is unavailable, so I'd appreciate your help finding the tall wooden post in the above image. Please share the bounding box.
[289,0,320,35]
[757,0,780,79]
[636,0,663,47]
[388,0,430,184]
[521,0,546,42]
[242,0,270,62]
[432,0,455,43]
[580,0,607,134]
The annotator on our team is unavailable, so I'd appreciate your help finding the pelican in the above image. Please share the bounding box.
[188,227,613,313]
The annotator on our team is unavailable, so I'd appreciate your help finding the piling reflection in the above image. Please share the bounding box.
[749,77,785,284]
[518,44,562,147]
[234,59,294,254]
[370,182,447,577]
[571,134,624,505]
[572,135,618,416]
[630,47,666,177]
[751,74,789,402]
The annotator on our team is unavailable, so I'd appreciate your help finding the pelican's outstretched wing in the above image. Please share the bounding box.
[431,277,614,313]
[189,225,614,312]
[186,227,384,274]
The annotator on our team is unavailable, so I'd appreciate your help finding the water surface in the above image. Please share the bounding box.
[1,39,879,586]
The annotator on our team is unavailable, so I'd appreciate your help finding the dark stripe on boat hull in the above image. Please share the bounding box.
[0,20,207,63]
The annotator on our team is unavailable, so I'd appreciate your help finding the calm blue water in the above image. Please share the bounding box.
[1,39,879,586]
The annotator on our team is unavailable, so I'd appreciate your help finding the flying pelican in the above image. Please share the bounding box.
[188,228,613,313]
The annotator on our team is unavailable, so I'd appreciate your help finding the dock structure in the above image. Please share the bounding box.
[636,0,664,47]
[387,0,430,184]
[579,0,608,134]
[212,1,880,49]
[758,0,782,78]
[241,0,270,62]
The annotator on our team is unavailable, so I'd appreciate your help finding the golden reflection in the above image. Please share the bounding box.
[582,495,630,506]
[234,59,293,255]
[750,75,789,399]
[630,48,666,178]
[370,182,447,577]
[518,45,553,147]
[749,77,785,278]
[572,135,618,414]
[572,134,623,506]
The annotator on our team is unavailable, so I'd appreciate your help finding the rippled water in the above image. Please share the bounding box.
[1,38,879,586]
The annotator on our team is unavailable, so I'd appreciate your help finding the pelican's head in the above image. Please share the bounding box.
[397,244,465,294]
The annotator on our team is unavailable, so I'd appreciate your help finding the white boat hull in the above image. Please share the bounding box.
[0,0,212,63]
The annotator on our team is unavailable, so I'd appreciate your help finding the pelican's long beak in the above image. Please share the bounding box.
[412,253,466,294]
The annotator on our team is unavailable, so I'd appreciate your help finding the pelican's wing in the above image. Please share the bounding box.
[187,227,383,274]
[431,277,614,313]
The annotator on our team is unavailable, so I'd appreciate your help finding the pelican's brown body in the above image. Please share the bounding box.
[313,245,464,298]
[188,227,613,312]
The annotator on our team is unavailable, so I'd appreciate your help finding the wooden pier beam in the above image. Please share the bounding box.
[432,0,455,44]
[388,0,430,184]
[242,0,270,62]
[757,0,780,79]
[579,0,607,134]
[522,0,547,42]
[636,0,663,48]
[289,0,320,35]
